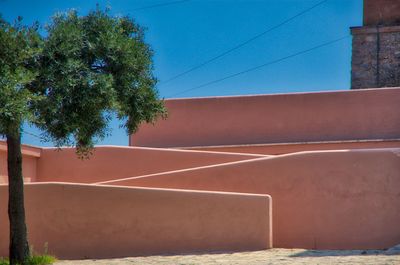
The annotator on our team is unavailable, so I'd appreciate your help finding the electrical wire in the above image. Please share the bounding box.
[168,35,349,97]
[161,0,328,84]
[130,0,190,12]
[23,131,42,140]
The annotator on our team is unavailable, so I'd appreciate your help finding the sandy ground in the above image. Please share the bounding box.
[55,247,400,265]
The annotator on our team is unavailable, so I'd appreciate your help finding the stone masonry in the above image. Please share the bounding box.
[351,0,400,89]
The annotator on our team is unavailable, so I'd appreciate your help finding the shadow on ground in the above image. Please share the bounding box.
[290,247,400,257]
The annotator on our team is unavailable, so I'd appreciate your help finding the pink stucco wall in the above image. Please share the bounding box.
[0,183,272,259]
[36,146,259,183]
[103,148,400,250]
[0,142,41,184]
[130,88,400,148]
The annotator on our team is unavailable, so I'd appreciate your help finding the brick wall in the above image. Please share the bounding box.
[351,26,400,89]
[351,0,400,89]
[363,0,400,26]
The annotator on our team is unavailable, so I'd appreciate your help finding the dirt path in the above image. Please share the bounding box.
[55,247,400,265]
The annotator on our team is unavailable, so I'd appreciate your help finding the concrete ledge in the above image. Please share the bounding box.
[184,139,400,155]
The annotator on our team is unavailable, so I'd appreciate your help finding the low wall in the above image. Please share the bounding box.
[37,146,259,183]
[130,88,400,148]
[0,183,272,259]
[104,148,400,250]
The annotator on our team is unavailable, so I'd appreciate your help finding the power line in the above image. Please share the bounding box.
[130,0,190,12]
[0,131,42,140]
[168,35,349,97]
[23,131,42,140]
[161,0,328,85]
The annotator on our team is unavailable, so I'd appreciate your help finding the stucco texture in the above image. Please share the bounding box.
[36,146,259,183]
[0,142,40,184]
[102,148,400,250]
[130,88,400,148]
[0,183,272,259]
[1,88,400,259]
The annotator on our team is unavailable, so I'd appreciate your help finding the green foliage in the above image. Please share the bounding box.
[0,7,166,153]
[0,16,42,135]
[0,255,56,265]
[26,255,56,265]
[31,8,166,155]
[0,258,7,265]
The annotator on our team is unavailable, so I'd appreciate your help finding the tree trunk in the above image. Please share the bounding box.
[7,129,29,265]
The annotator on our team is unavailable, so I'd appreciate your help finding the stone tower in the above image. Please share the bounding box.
[351,0,400,89]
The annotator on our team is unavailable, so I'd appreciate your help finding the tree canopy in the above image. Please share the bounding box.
[32,9,165,153]
[0,16,42,136]
[1,8,166,151]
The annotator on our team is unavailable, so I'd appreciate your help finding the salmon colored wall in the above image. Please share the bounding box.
[0,183,272,259]
[0,141,42,157]
[188,140,400,155]
[0,152,8,184]
[130,88,400,148]
[36,146,259,183]
[104,148,400,250]
[0,142,41,184]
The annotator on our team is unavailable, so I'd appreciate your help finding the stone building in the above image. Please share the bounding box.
[351,0,400,89]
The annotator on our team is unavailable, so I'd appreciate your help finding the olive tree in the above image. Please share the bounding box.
[0,9,165,264]
[0,16,42,265]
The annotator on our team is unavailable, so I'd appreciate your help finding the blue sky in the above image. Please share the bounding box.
[0,0,363,146]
